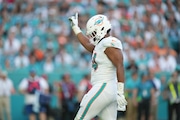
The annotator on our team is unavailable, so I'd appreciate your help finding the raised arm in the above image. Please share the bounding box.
[76,33,95,53]
[69,13,95,53]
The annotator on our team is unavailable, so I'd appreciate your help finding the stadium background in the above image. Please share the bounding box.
[0,0,180,119]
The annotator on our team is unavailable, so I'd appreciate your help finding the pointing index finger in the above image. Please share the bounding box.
[75,13,78,19]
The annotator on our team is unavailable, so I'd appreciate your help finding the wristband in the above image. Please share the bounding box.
[117,82,124,94]
[72,26,82,35]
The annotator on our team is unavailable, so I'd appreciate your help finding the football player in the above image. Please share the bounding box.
[69,13,127,120]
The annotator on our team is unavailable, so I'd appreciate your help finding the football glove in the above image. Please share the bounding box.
[117,82,127,111]
[69,13,82,35]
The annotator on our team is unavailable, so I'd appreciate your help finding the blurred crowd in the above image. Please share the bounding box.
[0,0,180,72]
[0,0,180,120]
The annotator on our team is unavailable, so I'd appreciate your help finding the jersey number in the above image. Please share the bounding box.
[92,53,98,70]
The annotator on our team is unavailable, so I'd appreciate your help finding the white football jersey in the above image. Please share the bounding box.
[91,36,123,85]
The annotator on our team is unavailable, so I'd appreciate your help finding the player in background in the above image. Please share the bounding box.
[69,13,127,120]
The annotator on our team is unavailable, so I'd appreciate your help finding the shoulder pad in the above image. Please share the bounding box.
[103,37,123,50]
